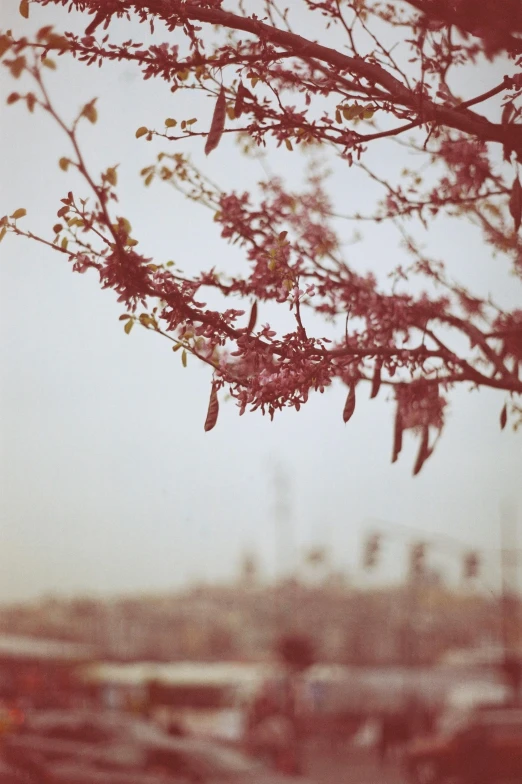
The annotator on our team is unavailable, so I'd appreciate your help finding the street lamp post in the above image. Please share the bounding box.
[500,503,521,703]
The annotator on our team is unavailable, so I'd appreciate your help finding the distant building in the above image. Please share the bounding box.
[0,634,96,708]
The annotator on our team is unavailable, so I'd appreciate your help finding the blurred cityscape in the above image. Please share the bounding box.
[0,553,513,665]
[0,529,521,783]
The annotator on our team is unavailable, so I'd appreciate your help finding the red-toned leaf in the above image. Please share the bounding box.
[500,403,507,430]
[412,425,430,476]
[82,100,98,125]
[370,359,382,399]
[36,25,54,42]
[85,10,105,36]
[204,384,219,432]
[392,407,403,463]
[0,35,12,58]
[502,102,516,127]
[205,86,226,156]
[234,80,250,118]
[343,383,356,423]
[509,176,522,233]
[247,301,257,334]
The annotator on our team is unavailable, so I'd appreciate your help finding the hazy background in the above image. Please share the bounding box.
[0,0,521,602]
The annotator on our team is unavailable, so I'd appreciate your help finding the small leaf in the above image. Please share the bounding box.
[500,403,507,430]
[119,314,132,321]
[135,126,148,139]
[144,172,154,187]
[9,56,26,79]
[36,25,54,42]
[124,319,134,335]
[60,236,68,250]
[165,118,177,127]
[412,425,431,476]
[0,35,12,58]
[204,384,219,432]
[0,227,7,242]
[106,167,117,186]
[181,349,187,367]
[370,359,382,399]
[392,407,403,463]
[343,383,356,423]
[247,301,258,334]
[82,100,97,124]
[119,217,132,235]
[502,102,516,127]
[26,93,36,112]
[205,86,226,156]
[234,80,250,118]
[285,139,293,151]
[52,223,63,233]
[139,314,157,329]
[19,0,29,19]
[509,176,522,233]
[172,343,182,352]
[6,92,20,104]
[59,157,70,171]
[10,208,26,219]
[42,58,56,69]
[46,34,70,51]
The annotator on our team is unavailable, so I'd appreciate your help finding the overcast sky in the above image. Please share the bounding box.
[0,0,521,603]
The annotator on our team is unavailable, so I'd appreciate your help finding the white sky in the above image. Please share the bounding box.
[0,0,521,603]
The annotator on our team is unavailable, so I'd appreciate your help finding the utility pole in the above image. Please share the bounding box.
[500,500,520,702]
[271,464,293,635]
[273,465,292,584]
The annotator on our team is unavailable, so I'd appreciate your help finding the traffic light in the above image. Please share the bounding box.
[410,542,426,578]
[363,533,381,569]
[463,551,479,580]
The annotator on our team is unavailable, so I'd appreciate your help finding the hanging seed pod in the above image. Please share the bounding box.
[500,403,507,430]
[205,86,226,156]
[234,80,249,118]
[392,407,403,463]
[412,425,430,476]
[509,176,522,233]
[247,301,258,334]
[343,383,356,423]
[370,359,382,399]
[204,384,219,432]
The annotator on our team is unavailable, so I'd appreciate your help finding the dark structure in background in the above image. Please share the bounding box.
[0,635,95,709]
